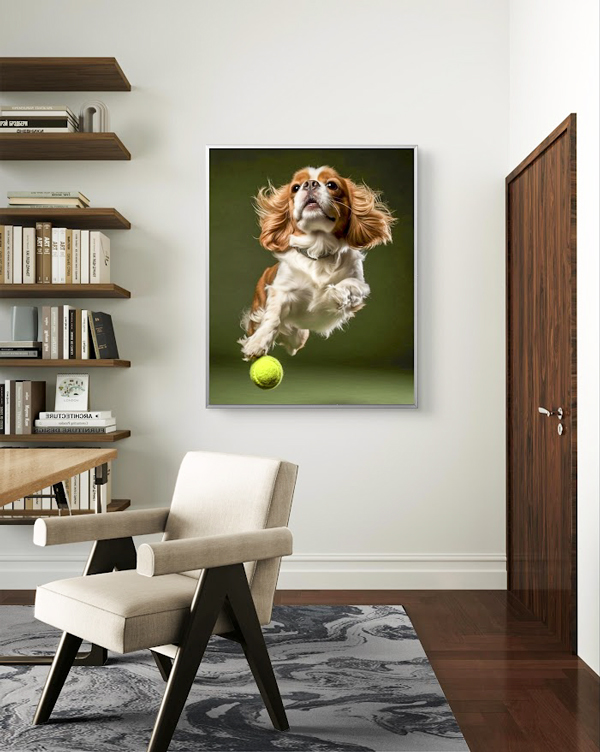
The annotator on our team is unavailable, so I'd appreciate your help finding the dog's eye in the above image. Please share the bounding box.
[292,184,300,193]
[326,181,338,190]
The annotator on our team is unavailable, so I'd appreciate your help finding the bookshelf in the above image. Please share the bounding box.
[0,284,131,299]
[0,57,132,521]
[0,208,130,229]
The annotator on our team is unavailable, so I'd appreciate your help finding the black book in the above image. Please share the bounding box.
[0,383,4,433]
[90,312,119,359]
[69,308,76,359]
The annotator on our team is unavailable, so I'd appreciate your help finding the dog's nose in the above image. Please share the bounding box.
[303,180,320,190]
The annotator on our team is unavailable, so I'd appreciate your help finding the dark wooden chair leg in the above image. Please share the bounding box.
[150,650,173,682]
[224,565,289,732]
[146,567,228,752]
[33,632,83,725]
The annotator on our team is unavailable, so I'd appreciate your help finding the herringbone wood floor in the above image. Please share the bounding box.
[2,589,598,752]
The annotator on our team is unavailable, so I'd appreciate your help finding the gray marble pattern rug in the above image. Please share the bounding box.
[0,605,468,751]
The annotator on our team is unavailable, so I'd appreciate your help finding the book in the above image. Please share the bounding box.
[81,309,89,359]
[13,226,22,284]
[3,127,76,133]
[42,307,51,359]
[0,226,3,280]
[80,230,90,284]
[80,470,90,510]
[4,379,11,433]
[39,411,112,419]
[0,341,41,348]
[0,383,4,433]
[65,229,73,283]
[35,418,116,427]
[8,190,89,202]
[8,198,87,208]
[35,222,43,283]
[90,232,110,283]
[15,381,23,433]
[51,228,59,283]
[34,426,116,434]
[42,222,52,284]
[58,227,67,284]
[4,225,12,283]
[62,305,71,359]
[55,373,89,411]
[0,350,41,358]
[0,117,74,128]
[23,227,35,283]
[90,312,119,359]
[75,308,82,358]
[72,229,81,283]
[50,306,59,359]
[2,106,78,116]
[23,381,46,434]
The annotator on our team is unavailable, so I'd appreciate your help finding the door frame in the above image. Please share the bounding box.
[506,113,577,650]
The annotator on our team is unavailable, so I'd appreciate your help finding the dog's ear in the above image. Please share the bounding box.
[254,182,294,252]
[346,180,395,250]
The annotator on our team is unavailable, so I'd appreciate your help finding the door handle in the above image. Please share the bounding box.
[538,406,564,419]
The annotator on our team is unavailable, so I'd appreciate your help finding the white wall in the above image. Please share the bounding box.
[509,0,600,676]
[0,0,508,590]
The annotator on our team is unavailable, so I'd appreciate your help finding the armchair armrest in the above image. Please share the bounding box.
[33,507,170,547]
[137,527,293,577]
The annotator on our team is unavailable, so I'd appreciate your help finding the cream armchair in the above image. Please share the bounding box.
[31,451,298,752]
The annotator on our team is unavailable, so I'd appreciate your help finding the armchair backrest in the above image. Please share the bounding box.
[163,451,297,623]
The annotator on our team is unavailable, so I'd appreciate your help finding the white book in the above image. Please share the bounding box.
[13,497,25,510]
[50,306,59,359]
[90,231,110,283]
[4,379,11,433]
[23,227,36,283]
[62,305,71,359]
[32,488,43,510]
[81,310,89,359]
[72,229,81,283]
[35,418,116,427]
[39,411,112,419]
[58,227,66,283]
[51,228,59,283]
[80,471,90,510]
[80,230,90,284]
[42,486,52,511]
[90,473,99,513]
[71,474,79,510]
[12,227,22,284]
[15,381,23,434]
[107,461,112,506]
[4,225,12,283]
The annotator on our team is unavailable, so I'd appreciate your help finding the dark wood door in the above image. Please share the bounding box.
[506,114,577,652]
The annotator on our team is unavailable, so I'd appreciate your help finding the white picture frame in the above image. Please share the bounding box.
[54,373,90,412]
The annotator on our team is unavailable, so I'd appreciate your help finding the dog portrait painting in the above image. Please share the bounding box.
[208,147,416,407]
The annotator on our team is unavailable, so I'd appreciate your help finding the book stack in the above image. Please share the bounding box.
[8,191,90,209]
[41,308,119,360]
[34,410,117,435]
[1,462,112,513]
[0,223,110,285]
[0,105,79,133]
[0,380,46,434]
[0,340,42,359]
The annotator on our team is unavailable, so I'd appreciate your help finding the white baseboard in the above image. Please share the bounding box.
[0,553,507,591]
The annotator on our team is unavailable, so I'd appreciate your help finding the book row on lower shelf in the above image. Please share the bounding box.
[0,306,119,360]
[0,223,111,285]
[1,377,118,435]
[2,463,112,514]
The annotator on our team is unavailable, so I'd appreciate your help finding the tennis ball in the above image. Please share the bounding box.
[249,356,283,390]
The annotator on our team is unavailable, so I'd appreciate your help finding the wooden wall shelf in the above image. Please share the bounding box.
[0,133,131,161]
[0,430,130,444]
[0,284,131,299]
[0,499,131,525]
[0,208,130,229]
[0,57,131,91]
[0,359,130,368]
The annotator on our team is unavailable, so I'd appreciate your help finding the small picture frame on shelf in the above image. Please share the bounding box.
[55,373,90,411]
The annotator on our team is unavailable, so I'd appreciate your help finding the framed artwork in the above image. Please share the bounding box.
[207,146,417,407]
[55,373,90,411]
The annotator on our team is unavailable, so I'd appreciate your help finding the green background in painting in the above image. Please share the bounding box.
[208,147,415,405]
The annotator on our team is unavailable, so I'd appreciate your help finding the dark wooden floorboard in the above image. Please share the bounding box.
[3,589,598,751]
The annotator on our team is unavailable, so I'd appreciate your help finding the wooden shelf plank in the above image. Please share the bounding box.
[0,284,131,299]
[0,359,130,368]
[0,57,131,91]
[0,133,131,161]
[0,207,130,229]
[0,430,131,443]
[0,499,131,525]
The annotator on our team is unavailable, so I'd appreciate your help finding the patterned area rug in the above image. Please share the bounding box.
[0,605,468,751]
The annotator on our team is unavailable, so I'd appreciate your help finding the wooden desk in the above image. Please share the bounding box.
[0,447,119,667]
[0,448,117,507]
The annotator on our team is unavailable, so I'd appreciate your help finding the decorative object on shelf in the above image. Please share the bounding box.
[11,305,38,340]
[208,146,417,407]
[55,373,89,411]
[79,101,110,133]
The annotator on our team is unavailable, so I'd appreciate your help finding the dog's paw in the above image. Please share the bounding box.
[325,284,352,311]
[239,332,274,361]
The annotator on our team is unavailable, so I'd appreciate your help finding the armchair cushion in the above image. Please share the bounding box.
[34,570,237,654]
[137,527,293,577]
[33,508,170,547]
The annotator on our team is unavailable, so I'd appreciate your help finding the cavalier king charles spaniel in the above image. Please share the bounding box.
[239,166,394,361]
